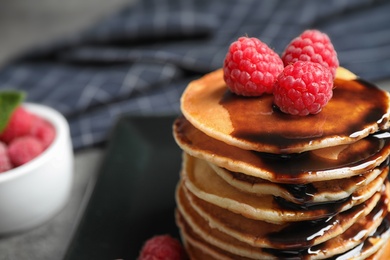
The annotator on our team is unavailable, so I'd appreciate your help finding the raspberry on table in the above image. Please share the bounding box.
[273,61,333,116]
[281,29,339,79]
[8,136,44,167]
[223,36,284,96]
[138,234,186,260]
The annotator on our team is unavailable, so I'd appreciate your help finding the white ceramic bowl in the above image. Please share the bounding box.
[0,103,73,234]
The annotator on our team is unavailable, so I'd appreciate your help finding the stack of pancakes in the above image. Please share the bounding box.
[173,68,390,259]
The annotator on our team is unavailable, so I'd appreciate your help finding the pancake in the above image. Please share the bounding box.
[176,210,255,260]
[176,202,276,259]
[173,116,390,183]
[176,182,390,259]
[174,65,390,259]
[179,214,390,260]
[209,163,385,204]
[177,182,382,249]
[179,182,383,250]
[182,153,387,223]
[180,68,390,154]
[368,238,390,260]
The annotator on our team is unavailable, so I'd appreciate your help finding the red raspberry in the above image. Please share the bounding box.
[138,235,186,260]
[0,106,35,144]
[273,61,333,116]
[281,29,339,79]
[30,118,55,149]
[0,141,12,173]
[8,136,44,167]
[223,36,284,96]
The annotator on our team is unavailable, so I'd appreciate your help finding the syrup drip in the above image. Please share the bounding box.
[174,117,390,183]
[273,195,349,212]
[263,195,389,259]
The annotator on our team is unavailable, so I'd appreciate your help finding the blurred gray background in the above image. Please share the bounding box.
[0,0,131,67]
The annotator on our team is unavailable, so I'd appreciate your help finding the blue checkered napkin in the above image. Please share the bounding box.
[0,0,389,149]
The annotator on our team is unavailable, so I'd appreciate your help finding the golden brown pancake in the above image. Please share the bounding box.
[182,153,387,223]
[176,210,254,260]
[173,116,390,183]
[180,68,390,154]
[177,182,382,249]
[176,206,275,259]
[179,214,390,260]
[368,238,390,260]
[179,182,384,250]
[209,162,385,204]
[176,182,390,259]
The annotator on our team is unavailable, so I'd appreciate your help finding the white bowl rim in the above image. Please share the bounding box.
[0,103,70,183]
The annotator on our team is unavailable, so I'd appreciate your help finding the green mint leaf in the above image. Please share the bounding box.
[0,91,26,134]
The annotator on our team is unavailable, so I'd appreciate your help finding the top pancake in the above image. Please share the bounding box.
[181,67,390,154]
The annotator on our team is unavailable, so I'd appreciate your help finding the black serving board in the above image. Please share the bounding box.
[64,115,182,260]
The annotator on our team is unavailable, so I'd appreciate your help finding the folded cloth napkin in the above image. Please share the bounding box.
[0,0,389,149]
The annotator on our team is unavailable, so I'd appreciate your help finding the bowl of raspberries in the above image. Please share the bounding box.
[0,91,73,234]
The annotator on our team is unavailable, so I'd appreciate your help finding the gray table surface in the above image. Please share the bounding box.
[1,1,390,260]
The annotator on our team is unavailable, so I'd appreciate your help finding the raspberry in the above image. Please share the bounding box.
[223,36,284,96]
[273,61,333,116]
[0,141,12,173]
[30,118,55,149]
[281,29,339,79]
[0,106,35,144]
[138,235,186,260]
[8,136,44,167]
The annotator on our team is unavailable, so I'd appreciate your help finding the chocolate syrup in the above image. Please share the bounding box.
[174,117,390,183]
[266,216,339,249]
[273,195,349,211]
[263,199,389,259]
[230,171,318,203]
[277,161,388,206]
[281,183,326,204]
[219,78,389,153]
